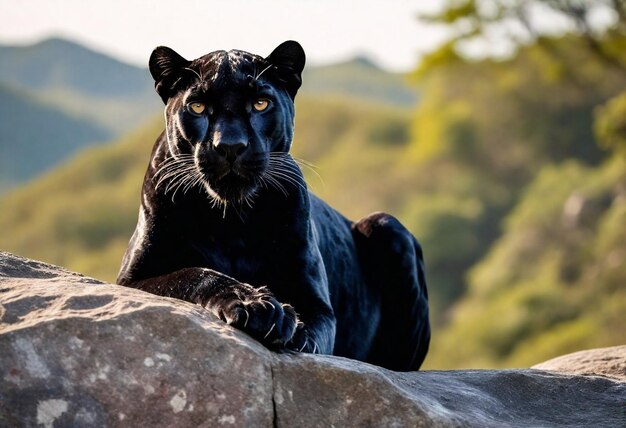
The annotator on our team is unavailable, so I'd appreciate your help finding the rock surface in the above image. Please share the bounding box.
[1,251,625,428]
[533,345,626,382]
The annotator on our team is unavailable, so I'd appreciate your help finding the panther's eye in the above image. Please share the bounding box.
[188,102,206,114]
[253,99,270,112]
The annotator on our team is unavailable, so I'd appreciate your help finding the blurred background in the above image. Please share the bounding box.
[0,0,625,370]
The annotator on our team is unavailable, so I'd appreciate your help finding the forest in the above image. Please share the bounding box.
[0,0,624,369]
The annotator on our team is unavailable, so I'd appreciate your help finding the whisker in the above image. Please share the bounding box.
[182,170,204,195]
[150,153,202,202]
[290,158,324,187]
[153,155,195,179]
[266,162,302,174]
[155,166,197,191]
[255,63,273,80]
[184,67,204,82]
[155,162,196,180]
[259,172,288,197]
[291,156,317,168]
[241,189,256,209]
[311,339,319,354]
[266,164,305,181]
[153,158,194,176]
[156,155,195,165]
[266,170,307,192]
[165,171,192,197]
[266,171,305,188]
[263,153,309,194]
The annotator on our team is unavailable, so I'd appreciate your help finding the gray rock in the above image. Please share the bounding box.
[1,251,625,427]
[0,252,273,427]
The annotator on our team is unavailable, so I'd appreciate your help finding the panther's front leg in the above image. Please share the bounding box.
[123,267,299,347]
[285,268,337,355]
[279,248,337,355]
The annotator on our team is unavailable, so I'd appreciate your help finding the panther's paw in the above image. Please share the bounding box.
[213,286,298,347]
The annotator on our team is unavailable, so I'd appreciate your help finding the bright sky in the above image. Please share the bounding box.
[0,0,449,72]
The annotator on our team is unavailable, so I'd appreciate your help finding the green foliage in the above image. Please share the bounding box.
[408,8,626,365]
[402,33,626,329]
[412,41,463,80]
[293,98,412,219]
[419,0,626,70]
[425,158,626,368]
[366,117,410,146]
[420,0,477,25]
[595,90,626,155]
[411,35,626,172]
[400,193,483,316]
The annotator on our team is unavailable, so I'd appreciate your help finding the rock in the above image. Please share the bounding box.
[533,345,626,382]
[0,252,273,427]
[273,358,625,427]
[1,250,625,428]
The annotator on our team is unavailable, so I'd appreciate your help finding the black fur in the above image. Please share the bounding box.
[118,41,430,371]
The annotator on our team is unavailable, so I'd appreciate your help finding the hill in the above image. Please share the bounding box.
[0,39,415,135]
[0,38,161,193]
[0,37,160,133]
[0,37,152,98]
[408,30,626,368]
[0,84,112,191]
[427,158,626,368]
[301,56,417,106]
[0,117,158,281]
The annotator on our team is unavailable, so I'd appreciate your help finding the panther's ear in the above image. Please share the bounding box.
[149,46,191,103]
[266,41,306,99]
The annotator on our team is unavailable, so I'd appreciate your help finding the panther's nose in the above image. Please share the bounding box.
[214,140,248,163]
[212,123,249,163]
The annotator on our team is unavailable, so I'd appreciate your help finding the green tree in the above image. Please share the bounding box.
[411,0,626,368]
[595,90,626,155]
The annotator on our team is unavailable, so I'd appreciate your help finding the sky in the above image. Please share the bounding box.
[0,0,449,72]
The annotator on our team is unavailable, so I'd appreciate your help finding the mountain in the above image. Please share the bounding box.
[0,37,151,98]
[301,56,417,106]
[0,84,112,191]
[0,38,161,193]
[0,37,160,133]
[0,38,415,193]
[0,38,415,133]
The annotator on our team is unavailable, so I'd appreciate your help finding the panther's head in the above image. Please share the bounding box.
[149,41,305,206]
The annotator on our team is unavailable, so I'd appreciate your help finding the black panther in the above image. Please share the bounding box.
[117,41,430,371]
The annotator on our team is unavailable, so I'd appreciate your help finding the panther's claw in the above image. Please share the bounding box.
[264,323,276,339]
[210,285,298,347]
